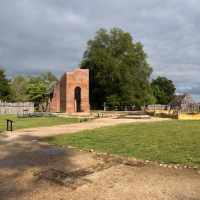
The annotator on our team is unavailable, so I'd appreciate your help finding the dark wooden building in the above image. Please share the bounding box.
[169,93,199,113]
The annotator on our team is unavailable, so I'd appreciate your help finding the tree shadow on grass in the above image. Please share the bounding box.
[0,134,78,200]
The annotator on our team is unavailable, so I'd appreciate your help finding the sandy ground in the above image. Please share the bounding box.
[0,117,200,200]
[4,116,169,140]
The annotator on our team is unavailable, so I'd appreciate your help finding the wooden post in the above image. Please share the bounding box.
[6,120,9,131]
[6,119,14,132]
[104,102,106,111]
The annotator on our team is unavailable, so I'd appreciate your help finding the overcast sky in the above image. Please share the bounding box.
[0,0,200,100]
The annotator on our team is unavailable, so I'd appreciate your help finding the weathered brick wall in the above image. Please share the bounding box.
[66,69,89,113]
[49,82,60,112]
[60,74,67,112]
[50,68,90,113]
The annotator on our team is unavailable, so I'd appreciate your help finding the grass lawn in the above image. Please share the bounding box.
[0,115,79,132]
[46,120,200,167]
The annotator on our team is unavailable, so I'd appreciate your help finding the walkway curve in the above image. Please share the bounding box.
[4,117,170,141]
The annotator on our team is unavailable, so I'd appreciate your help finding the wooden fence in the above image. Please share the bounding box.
[146,104,169,111]
[0,101,34,114]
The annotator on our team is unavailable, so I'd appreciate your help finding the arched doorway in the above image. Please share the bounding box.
[74,87,81,112]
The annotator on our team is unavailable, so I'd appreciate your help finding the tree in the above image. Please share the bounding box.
[151,76,176,104]
[0,69,11,101]
[26,72,58,111]
[27,79,48,102]
[10,72,57,104]
[10,75,29,102]
[37,72,58,96]
[81,27,153,108]
[40,71,58,86]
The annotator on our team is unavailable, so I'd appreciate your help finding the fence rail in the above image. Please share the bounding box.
[0,101,34,114]
[146,104,200,114]
[146,104,169,111]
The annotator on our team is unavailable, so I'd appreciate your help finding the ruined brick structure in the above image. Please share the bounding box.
[50,68,90,113]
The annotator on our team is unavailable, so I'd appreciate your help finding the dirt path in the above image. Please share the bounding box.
[0,117,200,200]
[4,116,169,141]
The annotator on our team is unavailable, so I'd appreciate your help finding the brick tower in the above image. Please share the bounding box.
[50,68,90,113]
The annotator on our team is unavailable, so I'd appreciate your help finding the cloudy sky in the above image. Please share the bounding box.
[0,0,200,100]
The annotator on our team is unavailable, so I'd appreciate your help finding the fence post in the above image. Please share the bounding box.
[6,119,14,132]
[103,102,106,111]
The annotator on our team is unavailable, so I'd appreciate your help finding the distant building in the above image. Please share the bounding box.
[49,68,90,113]
[169,93,199,113]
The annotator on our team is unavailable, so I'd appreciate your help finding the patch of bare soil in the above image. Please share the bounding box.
[35,168,93,189]
[0,138,200,200]
[0,117,199,200]
[31,152,146,194]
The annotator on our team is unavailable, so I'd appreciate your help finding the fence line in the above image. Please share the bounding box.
[146,104,169,111]
[0,101,34,114]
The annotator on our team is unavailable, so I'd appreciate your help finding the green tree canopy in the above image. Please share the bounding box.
[40,71,58,86]
[26,78,48,103]
[0,69,11,101]
[151,76,176,104]
[10,72,57,103]
[10,75,29,102]
[26,72,57,108]
[81,27,154,108]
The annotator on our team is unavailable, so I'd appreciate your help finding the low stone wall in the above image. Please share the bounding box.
[146,110,177,119]
[147,109,200,120]
[178,113,200,120]
[0,102,34,115]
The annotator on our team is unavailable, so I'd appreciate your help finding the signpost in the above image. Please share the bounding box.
[6,119,14,132]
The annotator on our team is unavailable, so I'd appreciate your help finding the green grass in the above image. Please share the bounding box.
[0,115,79,132]
[46,120,200,167]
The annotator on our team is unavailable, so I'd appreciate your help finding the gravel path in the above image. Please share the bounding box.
[0,117,200,200]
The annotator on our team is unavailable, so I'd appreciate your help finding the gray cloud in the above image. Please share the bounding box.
[0,0,200,99]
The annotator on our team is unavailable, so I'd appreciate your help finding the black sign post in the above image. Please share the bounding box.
[6,119,14,132]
